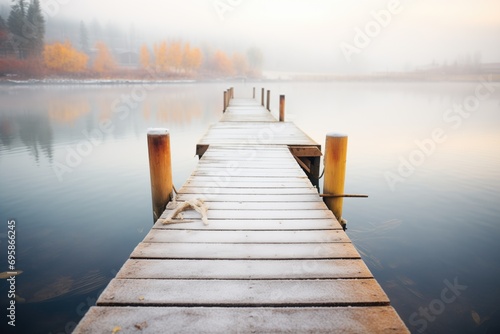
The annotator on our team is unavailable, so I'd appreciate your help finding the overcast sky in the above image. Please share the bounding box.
[1,0,499,73]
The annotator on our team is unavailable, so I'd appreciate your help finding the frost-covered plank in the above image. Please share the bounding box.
[117,259,372,279]
[159,209,334,220]
[74,306,410,334]
[177,187,318,195]
[143,229,349,244]
[131,242,359,259]
[196,160,301,168]
[153,218,342,231]
[174,194,322,203]
[166,201,325,210]
[202,151,293,158]
[96,279,389,306]
[186,176,309,183]
[192,168,306,177]
[183,180,313,188]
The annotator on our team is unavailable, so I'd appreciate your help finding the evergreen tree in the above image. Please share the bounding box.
[26,0,45,58]
[7,0,28,58]
[0,15,9,55]
[0,15,6,30]
[79,20,89,53]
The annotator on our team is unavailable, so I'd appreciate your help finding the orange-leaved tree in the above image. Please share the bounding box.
[93,42,116,74]
[139,44,151,69]
[44,41,88,74]
[154,41,168,72]
[183,43,202,73]
[213,50,233,76]
[167,41,182,72]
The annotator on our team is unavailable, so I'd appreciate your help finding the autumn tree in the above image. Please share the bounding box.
[167,41,182,72]
[154,41,168,72]
[190,47,203,72]
[232,52,248,76]
[182,43,192,71]
[93,41,116,74]
[44,41,88,74]
[213,50,233,76]
[139,44,150,69]
[182,43,202,73]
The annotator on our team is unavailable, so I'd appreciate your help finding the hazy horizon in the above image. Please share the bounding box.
[1,0,499,74]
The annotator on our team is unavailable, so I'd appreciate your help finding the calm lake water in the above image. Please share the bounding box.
[1,81,499,333]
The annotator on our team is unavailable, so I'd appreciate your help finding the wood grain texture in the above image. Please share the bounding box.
[74,306,410,334]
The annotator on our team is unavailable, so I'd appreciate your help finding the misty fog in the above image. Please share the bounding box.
[1,0,498,74]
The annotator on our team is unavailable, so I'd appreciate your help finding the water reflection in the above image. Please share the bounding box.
[0,82,499,333]
[0,84,221,168]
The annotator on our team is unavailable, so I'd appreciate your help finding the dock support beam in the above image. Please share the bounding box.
[323,133,348,227]
[266,90,271,111]
[261,88,265,106]
[279,95,285,122]
[223,91,228,112]
[253,87,256,99]
[147,129,173,223]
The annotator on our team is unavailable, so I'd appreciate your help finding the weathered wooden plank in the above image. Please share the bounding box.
[131,242,360,259]
[222,115,277,122]
[96,279,389,306]
[74,306,410,334]
[199,130,312,137]
[207,145,291,150]
[197,123,317,145]
[186,176,309,183]
[192,169,307,177]
[143,229,349,244]
[174,193,323,202]
[167,201,325,210]
[201,154,296,160]
[177,187,318,195]
[117,259,373,279]
[183,180,313,188]
[197,159,301,167]
[201,152,294,159]
[289,146,323,157]
[159,209,334,220]
[154,219,342,231]
[199,139,316,145]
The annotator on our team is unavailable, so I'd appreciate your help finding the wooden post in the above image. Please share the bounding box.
[253,87,256,99]
[266,90,271,111]
[261,88,265,106]
[323,133,348,227]
[230,87,234,99]
[223,91,227,112]
[147,129,173,223]
[279,95,285,122]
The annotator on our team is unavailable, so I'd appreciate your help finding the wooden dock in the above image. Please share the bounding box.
[74,91,409,333]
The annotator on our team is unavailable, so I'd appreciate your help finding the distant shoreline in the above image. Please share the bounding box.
[1,73,499,85]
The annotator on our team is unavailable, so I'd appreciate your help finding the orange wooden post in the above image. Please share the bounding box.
[323,133,348,227]
[147,129,173,222]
